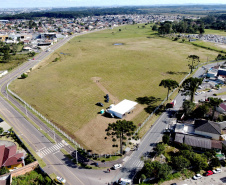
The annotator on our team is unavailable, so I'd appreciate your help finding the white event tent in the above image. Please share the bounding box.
[107,99,137,119]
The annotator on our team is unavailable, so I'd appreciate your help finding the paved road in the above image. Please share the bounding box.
[112,61,225,183]
[0,32,113,185]
[0,28,224,185]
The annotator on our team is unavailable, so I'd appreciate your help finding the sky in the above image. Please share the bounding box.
[0,0,226,8]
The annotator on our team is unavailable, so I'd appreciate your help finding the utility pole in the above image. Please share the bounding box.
[53,128,56,143]
[75,147,78,164]
[25,104,28,117]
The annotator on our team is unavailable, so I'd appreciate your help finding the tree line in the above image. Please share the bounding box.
[155,20,205,35]
[0,7,148,20]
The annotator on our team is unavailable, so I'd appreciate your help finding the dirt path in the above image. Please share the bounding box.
[74,77,144,154]
[91,77,119,104]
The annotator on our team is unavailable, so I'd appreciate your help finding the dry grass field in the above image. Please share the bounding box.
[10,24,219,153]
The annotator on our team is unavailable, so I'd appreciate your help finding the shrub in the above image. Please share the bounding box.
[21,73,28,79]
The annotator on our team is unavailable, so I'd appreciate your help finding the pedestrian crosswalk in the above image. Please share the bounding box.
[37,142,64,158]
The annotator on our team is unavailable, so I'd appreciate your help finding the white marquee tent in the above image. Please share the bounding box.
[107,99,137,119]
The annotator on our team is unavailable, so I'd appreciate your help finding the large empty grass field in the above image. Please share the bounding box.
[10,24,219,153]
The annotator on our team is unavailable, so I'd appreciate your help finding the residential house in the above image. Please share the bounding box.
[216,103,226,114]
[174,133,222,150]
[0,144,24,170]
[194,119,221,140]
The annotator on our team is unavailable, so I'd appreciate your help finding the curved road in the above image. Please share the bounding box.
[0,32,113,185]
[0,29,223,185]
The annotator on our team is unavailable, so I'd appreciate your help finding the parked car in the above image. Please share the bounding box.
[213,168,222,174]
[204,170,213,176]
[113,164,122,170]
[96,102,103,107]
[193,174,202,180]
[55,176,66,184]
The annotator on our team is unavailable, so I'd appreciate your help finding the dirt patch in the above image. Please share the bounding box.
[75,104,144,154]
[214,43,226,49]
[75,77,144,154]
[91,77,119,104]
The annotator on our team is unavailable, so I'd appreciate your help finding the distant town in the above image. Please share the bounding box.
[0,14,199,52]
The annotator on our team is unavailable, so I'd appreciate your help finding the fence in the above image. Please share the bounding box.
[133,59,219,135]
[6,59,218,156]
[7,83,82,150]
[133,72,190,135]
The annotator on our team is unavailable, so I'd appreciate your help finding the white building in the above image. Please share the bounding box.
[107,99,137,119]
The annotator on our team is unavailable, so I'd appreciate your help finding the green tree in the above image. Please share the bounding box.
[208,97,223,120]
[183,100,195,117]
[152,24,158,31]
[106,120,136,154]
[209,157,221,168]
[12,43,18,55]
[181,77,202,102]
[162,134,170,144]
[0,166,9,175]
[158,163,172,180]
[159,79,179,100]
[21,73,28,79]
[0,127,3,134]
[172,155,190,171]
[142,161,171,180]
[193,104,210,118]
[193,153,208,171]
[156,143,165,155]
[199,23,205,34]
[28,51,35,57]
[203,151,214,161]
[180,150,195,160]
[187,55,200,73]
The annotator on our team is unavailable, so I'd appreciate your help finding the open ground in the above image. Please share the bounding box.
[10,24,220,153]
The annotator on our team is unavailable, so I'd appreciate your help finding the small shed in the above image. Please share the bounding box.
[107,99,137,119]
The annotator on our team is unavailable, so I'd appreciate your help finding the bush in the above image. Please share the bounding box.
[0,167,9,175]
[21,73,28,79]
[162,134,170,144]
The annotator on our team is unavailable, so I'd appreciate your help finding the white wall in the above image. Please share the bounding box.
[195,130,220,140]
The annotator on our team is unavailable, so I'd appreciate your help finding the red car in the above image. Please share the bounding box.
[204,170,213,176]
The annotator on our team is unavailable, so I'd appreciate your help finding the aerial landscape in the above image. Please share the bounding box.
[0,0,226,185]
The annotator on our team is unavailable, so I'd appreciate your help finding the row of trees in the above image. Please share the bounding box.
[200,14,226,30]
[157,20,205,35]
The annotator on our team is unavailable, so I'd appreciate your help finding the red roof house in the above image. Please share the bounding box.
[0,145,24,169]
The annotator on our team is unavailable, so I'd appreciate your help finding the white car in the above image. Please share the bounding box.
[193,174,202,180]
[113,164,122,170]
[213,168,222,174]
[55,176,66,184]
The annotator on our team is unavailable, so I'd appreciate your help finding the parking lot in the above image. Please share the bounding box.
[162,167,226,185]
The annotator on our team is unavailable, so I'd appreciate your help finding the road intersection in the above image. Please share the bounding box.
[0,30,223,184]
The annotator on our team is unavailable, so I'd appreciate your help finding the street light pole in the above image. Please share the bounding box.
[53,128,56,143]
[75,148,78,164]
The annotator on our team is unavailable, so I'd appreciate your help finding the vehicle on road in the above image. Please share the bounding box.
[204,170,213,176]
[193,174,202,180]
[213,168,222,174]
[113,164,122,170]
[116,178,131,185]
[55,176,66,184]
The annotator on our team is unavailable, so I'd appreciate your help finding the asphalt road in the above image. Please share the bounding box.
[0,29,224,185]
[0,32,113,185]
[111,61,225,183]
